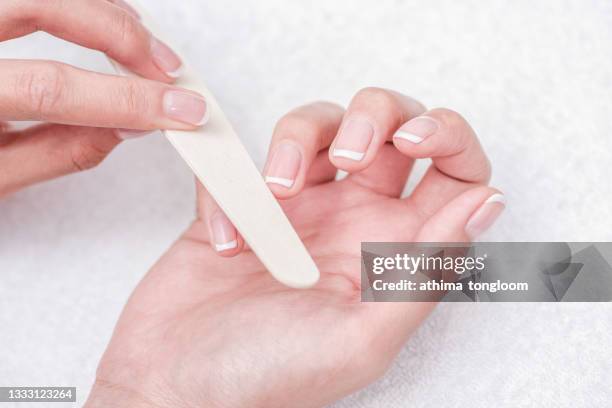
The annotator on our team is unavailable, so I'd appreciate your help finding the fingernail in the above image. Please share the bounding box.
[151,37,183,78]
[465,193,506,239]
[116,129,156,140]
[163,90,208,126]
[265,143,302,188]
[332,118,374,161]
[393,116,439,144]
[210,212,237,252]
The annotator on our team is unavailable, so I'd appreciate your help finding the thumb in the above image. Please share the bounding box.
[415,186,506,242]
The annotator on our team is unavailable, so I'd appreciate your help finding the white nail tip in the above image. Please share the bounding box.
[215,240,238,252]
[485,193,506,205]
[393,130,424,144]
[166,64,185,79]
[265,176,294,188]
[197,104,210,126]
[332,149,365,161]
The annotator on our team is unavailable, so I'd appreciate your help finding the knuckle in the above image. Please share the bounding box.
[429,107,474,147]
[69,139,110,172]
[118,81,149,118]
[354,87,398,111]
[115,10,140,44]
[17,62,67,119]
[306,100,345,118]
[275,112,321,139]
[430,107,467,126]
[430,107,491,182]
[109,10,146,58]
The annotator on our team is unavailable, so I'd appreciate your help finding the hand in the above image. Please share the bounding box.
[0,0,208,197]
[86,88,505,408]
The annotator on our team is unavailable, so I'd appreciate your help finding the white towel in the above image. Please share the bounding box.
[0,0,610,406]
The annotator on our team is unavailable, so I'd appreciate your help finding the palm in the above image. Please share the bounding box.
[96,178,435,408]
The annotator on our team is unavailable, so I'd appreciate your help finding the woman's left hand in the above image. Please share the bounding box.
[86,88,504,408]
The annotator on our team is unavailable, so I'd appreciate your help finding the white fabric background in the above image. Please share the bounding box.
[0,0,611,406]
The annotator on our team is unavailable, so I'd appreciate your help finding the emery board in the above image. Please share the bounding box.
[109,2,319,288]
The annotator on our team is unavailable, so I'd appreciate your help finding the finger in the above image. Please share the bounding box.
[345,142,414,197]
[395,108,491,218]
[0,60,207,129]
[263,102,344,199]
[0,124,121,197]
[329,87,425,173]
[0,0,181,81]
[357,188,506,367]
[105,0,140,20]
[196,181,245,257]
[304,151,338,187]
[414,187,506,242]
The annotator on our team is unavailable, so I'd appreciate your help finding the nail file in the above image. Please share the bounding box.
[109,2,319,288]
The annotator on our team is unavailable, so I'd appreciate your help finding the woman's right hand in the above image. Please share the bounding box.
[0,0,208,197]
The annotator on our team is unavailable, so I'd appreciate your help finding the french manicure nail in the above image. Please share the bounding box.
[265,143,302,188]
[393,116,439,144]
[210,212,237,252]
[332,118,374,161]
[151,37,184,78]
[465,193,506,239]
[163,90,208,126]
[116,129,156,140]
